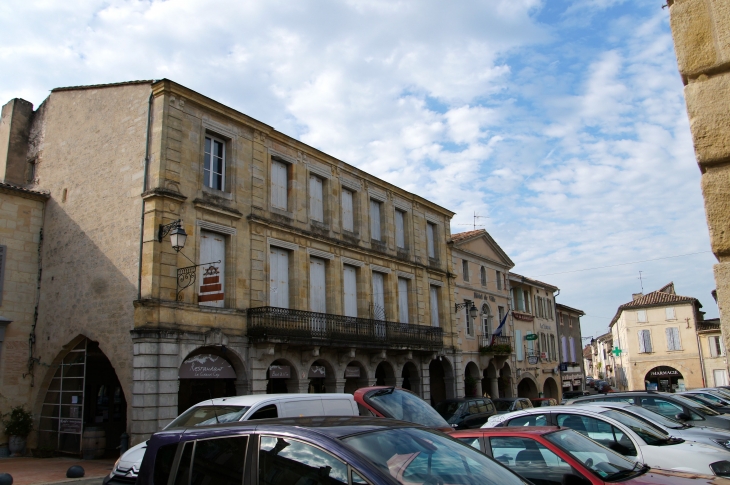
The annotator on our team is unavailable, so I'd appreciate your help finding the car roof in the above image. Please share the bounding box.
[475,426,560,436]
[493,397,520,402]
[189,393,354,407]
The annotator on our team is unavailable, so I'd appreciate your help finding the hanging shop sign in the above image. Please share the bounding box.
[514,312,534,322]
[573,379,582,386]
[198,265,224,302]
[308,366,326,378]
[60,418,82,434]
[179,354,235,379]
[527,355,539,365]
[269,365,291,379]
[649,367,680,377]
[525,334,538,341]
[562,380,571,388]
[345,366,360,378]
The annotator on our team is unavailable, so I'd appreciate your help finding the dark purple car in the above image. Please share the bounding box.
[134,416,532,485]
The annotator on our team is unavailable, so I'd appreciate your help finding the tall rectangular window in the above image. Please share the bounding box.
[523,290,531,313]
[204,136,225,191]
[527,332,535,354]
[462,260,469,281]
[516,330,523,361]
[395,210,405,248]
[271,160,288,210]
[637,310,647,322]
[547,300,553,319]
[426,223,436,258]
[341,189,354,232]
[498,306,505,323]
[666,327,681,351]
[665,307,676,320]
[309,175,324,222]
[561,336,568,362]
[638,329,652,353]
[496,271,502,290]
[370,200,382,241]
[710,336,725,357]
[714,369,729,386]
[269,247,289,308]
[343,265,358,318]
[398,277,409,324]
[198,231,225,307]
[513,288,525,312]
[464,300,473,335]
[480,267,487,286]
[372,272,386,320]
[430,286,440,327]
[309,257,326,313]
[569,337,576,362]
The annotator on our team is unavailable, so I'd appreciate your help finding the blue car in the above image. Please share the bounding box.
[134,416,531,485]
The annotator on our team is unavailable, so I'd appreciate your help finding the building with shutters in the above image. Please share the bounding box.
[508,273,561,400]
[0,79,457,451]
[449,230,515,401]
[609,283,707,391]
[556,303,586,392]
[697,318,728,388]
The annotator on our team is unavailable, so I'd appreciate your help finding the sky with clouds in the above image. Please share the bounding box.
[1,0,717,341]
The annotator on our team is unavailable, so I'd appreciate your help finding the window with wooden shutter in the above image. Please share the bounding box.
[637,310,647,323]
[343,265,358,318]
[309,175,324,222]
[430,286,440,327]
[462,260,469,281]
[665,307,676,320]
[496,271,502,290]
[638,329,652,353]
[395,210,405,248]
[516,330,523,361]
[271,160,288,210]
[709,336,725,357]
[398,277,409,324]
[309,257,327,313]
[370,200,381,241]
[481,267,487,286]
[426,223,436,258]
[341,189,354,232]
[666,327,681,351]
[269,247,289,308]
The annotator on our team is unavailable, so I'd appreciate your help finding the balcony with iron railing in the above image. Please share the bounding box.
[247,307,444,350]
[478,335,513,355]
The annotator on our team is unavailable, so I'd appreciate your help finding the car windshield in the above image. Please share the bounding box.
[672,395,720,416]
[617,405,684,430]
[494,400,513,411]
[365,388,450,428]
[434,401,462,420]
[342,427,528,485]
[165,405,249,428]
[709,389,730,400]
[545,429,643,481]
[599,410,674,445]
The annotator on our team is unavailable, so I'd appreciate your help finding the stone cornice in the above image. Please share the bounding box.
[142,187,188,202]
[192,198,243,219]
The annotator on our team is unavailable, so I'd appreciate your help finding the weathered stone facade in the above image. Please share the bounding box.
[667,0,730,373]
[556,303,586,392]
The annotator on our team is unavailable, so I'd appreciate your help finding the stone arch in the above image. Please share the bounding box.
[375,361,396,386]
[429,356,455,405]
[499,362,514,398]
[542,376,559,399]
[400,361,421,396]
[266,358,300,394]
[307,358,337,393]
[178,346,244,413]
[464,361,481,397]
[517,374,539,399]
[482,361,498,398]
[343,361,369,394]
[182,345,248,392]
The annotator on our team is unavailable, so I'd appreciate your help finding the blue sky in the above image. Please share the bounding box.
[1,0,717,340]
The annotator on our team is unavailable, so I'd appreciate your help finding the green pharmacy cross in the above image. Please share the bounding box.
[612,348,622,357]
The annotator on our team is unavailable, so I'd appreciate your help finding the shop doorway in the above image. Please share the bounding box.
[401,362,421,396]
[517,377,538,399]
[429,358,454,405]
[344,362,368,394]
[645,366,684,392]
[375,362,396,386]
[178,353,237,414]
[266,359,299,394]
[307,360,335,393]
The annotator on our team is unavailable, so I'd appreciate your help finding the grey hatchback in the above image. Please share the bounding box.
[492,398,533,414]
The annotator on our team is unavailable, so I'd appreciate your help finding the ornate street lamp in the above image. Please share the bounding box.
[158,219,187,252]
[455,301,479,319]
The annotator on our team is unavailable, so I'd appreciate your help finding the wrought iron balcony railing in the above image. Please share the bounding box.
[247,306,444,350]
[478,335,513,354]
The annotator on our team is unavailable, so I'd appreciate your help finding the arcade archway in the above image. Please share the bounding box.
[517,376,539,399]
[344,361,368,394]
[401,362,421,396]
[543,377,559,399]
[499,363,513,398]
[482,362,498,398]
[375,361,396,386]
[307,359,336,393]
[429,357,454,405]
[266,359,299,394]
[645,366,684,392]
[178,347,241,414]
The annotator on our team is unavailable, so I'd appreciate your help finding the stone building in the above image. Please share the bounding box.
[592,332,614,384]
[696,318,728,387]
[583,344,593,381]
[667,0,730,377]
[556,303,586,392]
[450,230,515,400]
[509,273,561,400]
[609,283,705,391]
[0,178,48,444]
[0,79,457,452]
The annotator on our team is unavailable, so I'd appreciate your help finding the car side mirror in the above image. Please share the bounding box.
[562,473,591,485]
[675,412,691,421]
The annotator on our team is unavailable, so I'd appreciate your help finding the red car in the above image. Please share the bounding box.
[353,386,452,431]
[452,426,730,485]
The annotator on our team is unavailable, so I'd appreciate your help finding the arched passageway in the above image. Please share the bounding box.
[307,359,336,393]
[542,377,559,399]
[401,362,421,396]
[482,362,497,398]
[266,359,299,394]
[464,362,480,397]
[178,347,241,414]
[344,361,369,394]
[375,361,396,386]
[517,377,539,399]
[429,358,454,405]
[499,363,513,398]
[645,366,684,392]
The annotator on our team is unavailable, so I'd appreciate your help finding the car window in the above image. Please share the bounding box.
[468,401,479,414]
[601,397,633,404]
[249,404,278,420]
[639,397,704,421]
[698,393,729,405]
[477,400,488,413]
[153,443,178,485]
[490,436,573,485]
[167,406,250,428]
[190,436,248,485]
[358,403,375,417]
[556,414,637,456]
[351,471,368,485]
[671,395,719,416]
[259,436,348,485]
[457,437,481,450]
[507,414,548,427]
[521,399,533,409]
[435,401,462,419]
[599,410,672,446]
[545,430,640,481]
[174,442,193,485]
[513,401,522,410]
[494,400,513,412]
[365,388,450,428]
[486,401,495,413]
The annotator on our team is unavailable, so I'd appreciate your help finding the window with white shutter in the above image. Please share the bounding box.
[547,300,553,319]
[426,223,436,258]
[637,310,647,323]
[430,286,440,327]
[269,247,289,308]
[343,265,358,318]
[462,260,469,281]
[709,336,725,357]
[309,175,324,222]
[516,330,523,361]
[638,329,652,353]
[515,288,525,312]
[271,160,288,210]
[666,327,681,351]
[372,272,386,320]
[370,200,382,241]
[665,307,676,320]
[569,337,576,362]
[398,277,409,324]
[524,290,531,313]
[341,189,354,232]
[496,271,502,290]
[309,257,327,313]
[561,336,568,362]
[395,210,405,248]
[714,369,729,387]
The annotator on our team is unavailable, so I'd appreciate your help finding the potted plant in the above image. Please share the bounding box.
[3,406,33,456]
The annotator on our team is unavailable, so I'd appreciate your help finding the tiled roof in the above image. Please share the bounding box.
[451,230,483,242]
[0,182,50,199]
[609,282,699,328]
[509,272,559,291]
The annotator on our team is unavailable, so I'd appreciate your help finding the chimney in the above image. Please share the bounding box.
[0,98,34,186]
[632,293,643,301]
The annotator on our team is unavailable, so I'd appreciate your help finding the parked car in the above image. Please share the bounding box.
[482,405,730,477]
[562,391,591,405]
[493,397,534,414]
[434,397,497,429]
[680,391,730,414]
[104,393,360,484]
[134,416,535,485]
[574,402,730,452]
[353,386,451,430]
[595,380,613,393]
[565,392,730,430]
[531,398,559,407]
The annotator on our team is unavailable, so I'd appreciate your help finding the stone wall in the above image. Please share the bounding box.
[668,0,730,362]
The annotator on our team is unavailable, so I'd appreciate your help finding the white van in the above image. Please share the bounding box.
[105,394,359,484]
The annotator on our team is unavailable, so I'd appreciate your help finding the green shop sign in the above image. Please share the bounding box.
[525,334,538,341]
